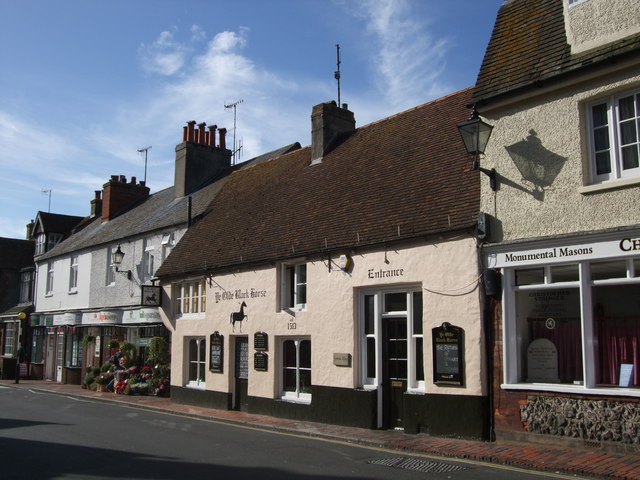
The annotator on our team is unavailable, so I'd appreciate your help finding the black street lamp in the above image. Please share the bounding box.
[457,105,497,190]
[111,245,131,280]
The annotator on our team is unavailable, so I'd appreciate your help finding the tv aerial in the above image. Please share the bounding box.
[137,146,152,183]
[224,99,243,164]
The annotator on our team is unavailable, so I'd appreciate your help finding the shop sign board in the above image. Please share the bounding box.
[432,322,464,386]
[124,308,161,324]
[210,332,223,373]
[53,312,81,326]
[489,236,640,268]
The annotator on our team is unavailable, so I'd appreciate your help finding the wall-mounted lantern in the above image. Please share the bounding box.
[111,245,132,280]
[457,105,497,191]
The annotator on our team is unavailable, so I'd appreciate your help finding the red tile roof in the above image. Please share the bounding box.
[156,88,480,279]
[473,0,640,104]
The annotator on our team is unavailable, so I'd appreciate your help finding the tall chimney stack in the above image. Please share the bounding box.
[310,101,355,165]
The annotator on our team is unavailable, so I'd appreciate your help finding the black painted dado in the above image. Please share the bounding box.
[171,386,231,410]
[404,392,489,440]
[249,385,377,429]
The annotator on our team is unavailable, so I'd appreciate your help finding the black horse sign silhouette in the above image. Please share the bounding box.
[230,301,248,331]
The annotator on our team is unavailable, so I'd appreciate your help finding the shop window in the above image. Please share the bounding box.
[281,262,306,310]
[65,330,82,368]
[587,89,640,184]
[359,288,424,391]
[505,257,640,393]
[281,338,311,402]
[31,328,45,363]
[187,337,206,388]
[4,322,17,356]
[174,280,206,317]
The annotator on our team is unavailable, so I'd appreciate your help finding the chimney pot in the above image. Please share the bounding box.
[183,126,188,142]
[198,122,207,145]
[187,121,196,142]
[218,128,227,150]
[208,125,217,147]
[119,175,126,183]
[131,176,137,184]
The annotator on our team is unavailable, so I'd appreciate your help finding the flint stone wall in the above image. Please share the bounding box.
[521,395,640,444]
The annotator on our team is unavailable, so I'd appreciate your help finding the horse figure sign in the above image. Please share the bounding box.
[230,301,248,331]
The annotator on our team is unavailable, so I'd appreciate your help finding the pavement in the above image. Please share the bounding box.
[3,380,640,480]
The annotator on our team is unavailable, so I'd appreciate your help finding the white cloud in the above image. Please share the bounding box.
[345,0,451,111]
[138,27,188,76]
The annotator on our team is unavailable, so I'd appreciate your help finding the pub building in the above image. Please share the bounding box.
[157,90,492,439]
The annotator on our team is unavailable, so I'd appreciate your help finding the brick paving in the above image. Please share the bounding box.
[3,379,640,479]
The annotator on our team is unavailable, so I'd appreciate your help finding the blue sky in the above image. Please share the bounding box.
[0,0,502,239]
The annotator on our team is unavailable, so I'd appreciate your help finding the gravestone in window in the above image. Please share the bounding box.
[527,338,559,382]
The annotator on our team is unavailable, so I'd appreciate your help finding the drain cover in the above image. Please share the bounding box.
[368,457,468,473]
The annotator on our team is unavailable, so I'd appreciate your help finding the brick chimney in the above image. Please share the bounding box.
[174,120,232,198]
[101,175,150,222]
[90,190,102,218]
[310,101,355,165]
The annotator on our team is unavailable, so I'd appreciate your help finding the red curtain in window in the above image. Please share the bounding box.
[597,317,640,386]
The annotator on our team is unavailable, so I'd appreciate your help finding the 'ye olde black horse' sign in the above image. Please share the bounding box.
[230,301,248,331]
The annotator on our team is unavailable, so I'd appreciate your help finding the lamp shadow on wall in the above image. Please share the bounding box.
[502,129,568,201]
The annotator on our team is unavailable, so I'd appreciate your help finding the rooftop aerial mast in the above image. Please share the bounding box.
[224,99,243,164]
[335,44,341,107]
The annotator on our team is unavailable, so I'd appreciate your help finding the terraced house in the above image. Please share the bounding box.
[156,89,493,439]
[472,0,640,447]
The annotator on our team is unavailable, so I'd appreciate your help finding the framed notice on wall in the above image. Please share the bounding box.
[209,332,224,373]
[432,322,464,386]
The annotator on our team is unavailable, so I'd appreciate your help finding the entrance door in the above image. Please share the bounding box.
[233,337,249,411]
[55,332,65,382]
[382,316,408,429]
[45,333,56,381]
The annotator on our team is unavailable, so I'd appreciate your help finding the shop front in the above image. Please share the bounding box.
[486,227,640,445]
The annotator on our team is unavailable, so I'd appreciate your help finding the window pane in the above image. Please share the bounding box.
[595,151,611,175]
[299,340,311,368]
[619,119,637,145]
[592,103,608,127]
[385,293,406,312]
[515,288,582,384]
[634,258,640,277]
[298,264,306,283]
[618,96,635,120]
[593,284,640,386]
[415,339,424,381]
[413,292,423,334]
[366,338,376,378]
[621,145,639,170]
[591,260,627,280]
[297,284,307,305]
[364,295,375,334]
[550,264,579,283]
[515,268,544,286]
[593,126,610,151]
[299,369,312,394]
[283,340,296,368]
[283,369,297,392]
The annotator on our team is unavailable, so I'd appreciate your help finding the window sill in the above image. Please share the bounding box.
[45,293,53,298]
[579,176,640,195]
[68,289,78,295]
[185,382,206,390]
[502,382,640,398]
[280,395,311,405]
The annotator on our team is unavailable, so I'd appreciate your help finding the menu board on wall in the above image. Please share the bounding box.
[209,332,224,373]
[432,322,464,386]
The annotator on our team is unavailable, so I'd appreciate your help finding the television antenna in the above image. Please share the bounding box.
[224,99,243,164]
[335,44,341,107]
[41,189,52,212]
[137,146,152,183]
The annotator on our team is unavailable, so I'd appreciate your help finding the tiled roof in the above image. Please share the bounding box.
[156,88,480,279]
[35,211,84,235]
[38,146,299,261]
[472,0,640,104]
[0,237,34,269]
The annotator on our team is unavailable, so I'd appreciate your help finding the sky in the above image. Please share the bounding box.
[0,0,503,239]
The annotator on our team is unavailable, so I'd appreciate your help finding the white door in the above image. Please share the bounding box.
[55,332,65,382]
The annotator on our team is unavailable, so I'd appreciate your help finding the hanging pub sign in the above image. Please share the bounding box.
[432,322,464,386]
[141,285,161,306]
[254,352,268,372]
[209,332,224,373]
[254,332,268,351]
